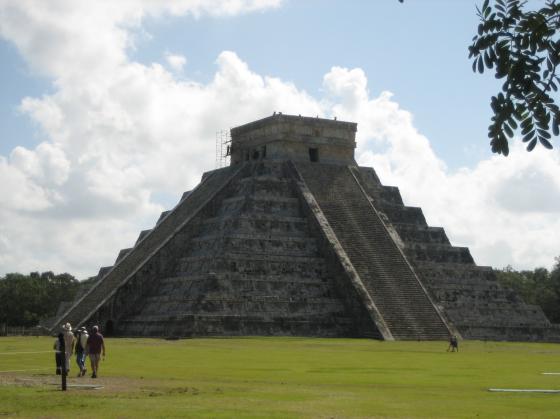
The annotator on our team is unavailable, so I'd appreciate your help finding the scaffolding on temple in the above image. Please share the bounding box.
[215,129,231,169]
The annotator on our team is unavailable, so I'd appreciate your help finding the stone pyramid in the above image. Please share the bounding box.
[50,114,557,341]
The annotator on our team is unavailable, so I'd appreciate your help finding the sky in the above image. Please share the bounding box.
[0,0,559,279]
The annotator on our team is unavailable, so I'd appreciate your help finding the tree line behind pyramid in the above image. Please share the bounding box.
[9,114,560,341]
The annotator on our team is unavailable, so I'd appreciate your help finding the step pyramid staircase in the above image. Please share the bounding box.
[293,162,452,340]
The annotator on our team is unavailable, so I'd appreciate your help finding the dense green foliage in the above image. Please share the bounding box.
[1,337,560,418]
[469,0,560,155]
[0,272,80,327]
[495,257,560,322]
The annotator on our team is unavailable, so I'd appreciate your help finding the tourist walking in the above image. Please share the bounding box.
[86,325,106,378]
[75,326,89,377]
[62,323,75,375]
[447,335,459,352]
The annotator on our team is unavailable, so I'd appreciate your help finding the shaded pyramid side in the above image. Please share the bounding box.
[62,161,380,338]
[49,163,247,332]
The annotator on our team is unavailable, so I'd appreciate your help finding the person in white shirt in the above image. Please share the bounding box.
[62,323,75,375]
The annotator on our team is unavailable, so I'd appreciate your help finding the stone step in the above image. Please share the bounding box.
[451,324,559,342]
[156,210,171,225]
[447,306,548,325]
[219,195,300,217]
[392,223,450,245]
[201,213,309,236]
[377,185,404,206]
[242,161,286,178]
[154,273,330,285]
[177,253,328,276]
[443,300,542,312]
[135,229,152,245]
[122,312,353,323]
[141,296,343,304]
[147,276,335,300]
[354,167,385,194]
[413,261,494,283]
[234,176,294,197]
[180,190,192,202]
[117,313,357,338]
[189,233,318,257]
[139,298,347,316]
[237,175,291,183]
[428,284,503,303]
[179,253,326,264]
[405,243,474,264]
[375,202,428,226]
[115,248,133,264]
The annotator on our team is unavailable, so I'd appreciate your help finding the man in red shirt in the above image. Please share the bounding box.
[86,325,106,378]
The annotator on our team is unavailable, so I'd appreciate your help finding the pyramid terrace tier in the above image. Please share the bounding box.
[444,303,549,326]
[219,195,301,217]
[176,254,329,277]
[187,234,319,257]
[138,295,349,318]
[200,214,309,237]
[146,273,334,297]
[403,243,474,265]
[374,202,429,226]
[414,262,539,307]
[233,176,296,197]
[451,322,560,342]
[390,223,451,245]
[413,261,551,338]
[117,313,359,338]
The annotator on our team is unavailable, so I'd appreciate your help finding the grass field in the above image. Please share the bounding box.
[1,337,560,418]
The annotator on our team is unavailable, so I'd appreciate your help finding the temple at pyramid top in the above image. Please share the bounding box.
[230,113,357,165]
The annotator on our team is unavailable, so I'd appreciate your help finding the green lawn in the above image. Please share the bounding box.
[1,337,560,418]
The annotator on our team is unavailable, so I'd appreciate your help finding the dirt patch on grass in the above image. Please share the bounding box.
[0,372,215,401]
[0,372,158,393]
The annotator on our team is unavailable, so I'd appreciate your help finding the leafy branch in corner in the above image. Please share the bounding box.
[469,0,560,155]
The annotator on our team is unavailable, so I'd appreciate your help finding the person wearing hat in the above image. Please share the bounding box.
[86,325,105,379]
[62,323,75,376]
[74,326,89,377]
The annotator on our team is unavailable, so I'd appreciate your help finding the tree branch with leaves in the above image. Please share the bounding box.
[469,0,560,155]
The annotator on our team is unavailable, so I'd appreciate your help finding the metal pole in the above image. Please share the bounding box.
[215,131,219,169]
[60,338,66,391]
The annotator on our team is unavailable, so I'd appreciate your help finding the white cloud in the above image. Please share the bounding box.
[0,157,53,211]
[165,52,187,73]
[0,0,559,279]
[10,142,70,186]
